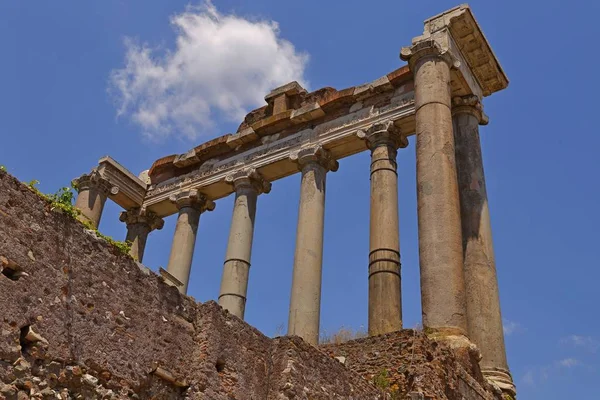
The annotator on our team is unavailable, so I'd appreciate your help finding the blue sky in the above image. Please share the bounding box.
[1,1,599,398]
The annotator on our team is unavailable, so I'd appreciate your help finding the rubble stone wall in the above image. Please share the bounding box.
[321,331,502,400]
[0,170,500,399]
[0,171,380,399]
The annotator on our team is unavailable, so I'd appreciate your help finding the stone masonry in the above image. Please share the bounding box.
[0,171,379,399]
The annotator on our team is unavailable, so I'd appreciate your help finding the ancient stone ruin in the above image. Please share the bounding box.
[1,5,516,399]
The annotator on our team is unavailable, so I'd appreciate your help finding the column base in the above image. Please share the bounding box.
[482,368,516,398]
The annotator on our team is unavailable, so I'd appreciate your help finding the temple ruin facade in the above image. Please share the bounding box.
[70,5,515,397]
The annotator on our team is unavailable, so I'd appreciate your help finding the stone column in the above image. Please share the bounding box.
[452,95,515,395]
[166,189,215,295]
[218,169,271,319]
[401,41,469,339]
[72,170,117,229]
[119,208,164,263]
[358,121,408,336]
[287,146,338,345]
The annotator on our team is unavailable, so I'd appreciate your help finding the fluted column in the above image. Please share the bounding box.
[218,169,271,319]
[72,170,116,229]
[453,95,515,395]
[119,208,164,262]
[287,146,338,345]
[401,41,468,339]
[166,189,215,295]
[358,121,408,336]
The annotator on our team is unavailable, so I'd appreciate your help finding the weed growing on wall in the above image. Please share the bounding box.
[25,179,132,256]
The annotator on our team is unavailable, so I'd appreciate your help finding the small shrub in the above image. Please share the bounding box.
[320,326,367,344]
[25,179,132,257]
[373,369,390,390]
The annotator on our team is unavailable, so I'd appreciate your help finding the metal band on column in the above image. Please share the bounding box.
[218,168,271,319]
[358,121,407,336]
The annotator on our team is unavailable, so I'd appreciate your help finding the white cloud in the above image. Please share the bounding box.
[561,335,600,353]
[522,370,535,386]
[109,1,309,141]
[557,358,580,368]
[503,319,521,336]
[522,358,582,386]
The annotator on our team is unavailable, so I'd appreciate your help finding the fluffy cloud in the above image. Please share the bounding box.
[109,1,309,141]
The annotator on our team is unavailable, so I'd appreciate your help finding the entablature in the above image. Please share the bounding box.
[83,4,507,219]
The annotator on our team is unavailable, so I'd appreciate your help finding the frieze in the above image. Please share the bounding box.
[147,131,307,197]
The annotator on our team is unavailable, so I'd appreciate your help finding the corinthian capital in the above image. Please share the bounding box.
[452,95,489,125]
[119,207,164,231]
[169,189,215,212]
[72,170,118,196]
[290,146,339,172]
[400,40,461,70]
[357,120,408,150]
[225,168,271,195]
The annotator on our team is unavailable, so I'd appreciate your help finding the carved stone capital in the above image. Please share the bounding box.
[357,120,408,150]
[400,40,461,71]
[225,168,271,195]
[169,189,215,212]
[290,146,339,173]
[452,95,489,125]
[72,170,118,197]
[119,207,164,231]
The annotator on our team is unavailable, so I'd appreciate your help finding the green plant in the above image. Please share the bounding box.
[25,180,132,257]
[373,369,390,390]
[27,179,40,189]
[47,186,80,219]
[78,218,132,257]
[0,165,6,172]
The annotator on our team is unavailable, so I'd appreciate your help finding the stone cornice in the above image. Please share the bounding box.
[290,146,339,173]
[407,4,508,97]
[452,95,489,125]
[119,208,165,231]
[96,156,147,210]
[225,168,271,195]
[357,120,408,150]
[169,189,215,213]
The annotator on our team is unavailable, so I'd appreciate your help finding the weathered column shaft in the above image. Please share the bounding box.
[402,43,468,337]
[72,171,114,229]
[453,96,514,392]
[288,147,338,345]
[219,170,270,319]
[166,190,214,295]
[120,208,164,262]
[361,122,407,336]
[126,224,151,261]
